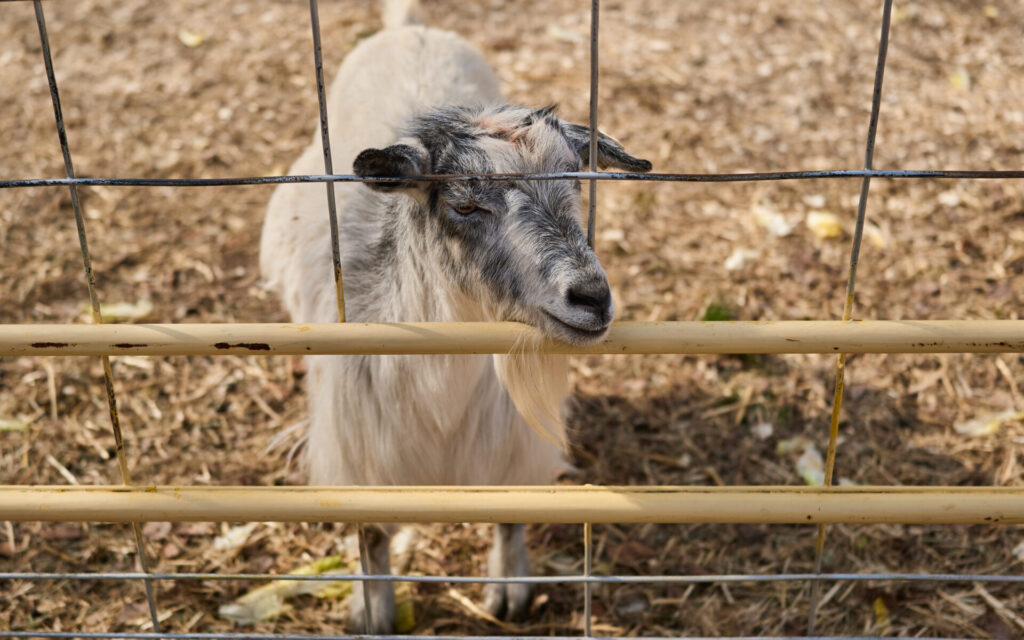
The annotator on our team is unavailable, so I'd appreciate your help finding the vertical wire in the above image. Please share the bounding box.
[584,0,600,628]
[32,1,161,633]
[308,0,346,323]
[307,0,370,630]
[806,0,894,634]
[582,522,593,637]
[586,0,600,248]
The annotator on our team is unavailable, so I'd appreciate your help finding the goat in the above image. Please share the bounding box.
[260,0,651,631]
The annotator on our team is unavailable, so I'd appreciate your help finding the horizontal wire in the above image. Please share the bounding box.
[0,630,983,634]
[2,168,1024,189]
[2,570,1022,585]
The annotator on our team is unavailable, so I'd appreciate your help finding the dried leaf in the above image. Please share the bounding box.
[938,190,961,207]
[806,211,842,240]
[873,595,890,626]
[600,228,625,242]
[178,29,205,48]
[616,596,650,616]
[949,69,971,91]
[802,193,826,208]
[545,25,583,44]
[750,422,773,440]
[0,416,27,432]
[174,523,215,536]
[796,447,825,486]
[543,552,578,575]
[446,587,511,629]
[975,612,1015,640]
[865,223,887,249]
[752,205,795,237]
[610,540,658,565]
[954,409,1023,438]
[213,522,260,551]
[218,555,350,624]
[142,521,172,541]
[81,300,154,323]
[777,436,824,485]
[724,248,757,271]
[776,435,813,455]
[41,523,82,541]
[161,542,182,559]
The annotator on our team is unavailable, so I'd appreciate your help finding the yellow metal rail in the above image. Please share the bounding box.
[4,485,1023,525]
[2,320,1022,356]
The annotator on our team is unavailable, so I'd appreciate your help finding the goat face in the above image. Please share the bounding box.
[354,105,651,346]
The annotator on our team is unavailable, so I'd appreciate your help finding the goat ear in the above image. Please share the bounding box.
[353,143,429,191]
[523,104,558,126]
[563,124,652,173]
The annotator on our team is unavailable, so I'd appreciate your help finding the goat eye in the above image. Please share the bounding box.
[453,203,480,215]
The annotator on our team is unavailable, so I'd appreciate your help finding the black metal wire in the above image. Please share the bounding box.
[307,0,346,324]
[3,168,1023,189]
[583,31,601,640]
[846,0,895,308]
[30,0,161,633]
[807,0,895,634]
[0,633,978,640]
[585,0,600,249]
[2,570,1023,585]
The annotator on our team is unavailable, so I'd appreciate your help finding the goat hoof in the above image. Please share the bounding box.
[482,583,507,619]
[482,582,531,621]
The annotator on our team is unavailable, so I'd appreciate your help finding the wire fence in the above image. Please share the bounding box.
[1,0,1022,639]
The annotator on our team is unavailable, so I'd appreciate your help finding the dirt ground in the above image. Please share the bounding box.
[2,0,1024,637]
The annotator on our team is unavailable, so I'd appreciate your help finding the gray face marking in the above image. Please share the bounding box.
[353,104,652,345]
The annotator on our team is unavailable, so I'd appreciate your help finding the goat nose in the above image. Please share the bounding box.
[566,280,612,320]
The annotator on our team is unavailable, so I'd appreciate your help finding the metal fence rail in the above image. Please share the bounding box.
[5,485,1024,524]
[2,320,1023,356]
[2,0,1022,638]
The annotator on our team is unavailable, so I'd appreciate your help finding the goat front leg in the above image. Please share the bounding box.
[482,523,531,620]
[349,524,395,634]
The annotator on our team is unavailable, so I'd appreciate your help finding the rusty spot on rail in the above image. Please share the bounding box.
[31,342,69,348]
[967,341,1019,349]
[113,343,148,348]
[213,342,271,351]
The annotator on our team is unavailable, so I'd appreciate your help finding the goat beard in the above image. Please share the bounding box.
[493,332,570,451]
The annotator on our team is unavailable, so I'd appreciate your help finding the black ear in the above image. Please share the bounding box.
[353,143,429,191]
[563,124,652,173]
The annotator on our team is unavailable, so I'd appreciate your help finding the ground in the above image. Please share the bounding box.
[1,0,1023,637]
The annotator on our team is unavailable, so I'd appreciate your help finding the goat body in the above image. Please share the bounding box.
[261,14,568,491]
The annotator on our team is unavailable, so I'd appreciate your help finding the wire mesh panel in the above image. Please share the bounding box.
[1,0,1022,638]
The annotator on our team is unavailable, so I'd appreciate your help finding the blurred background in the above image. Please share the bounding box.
[1,0,1023,636]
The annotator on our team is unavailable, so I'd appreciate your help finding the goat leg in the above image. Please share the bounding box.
[483,523,531,620]
[348,523,396,633]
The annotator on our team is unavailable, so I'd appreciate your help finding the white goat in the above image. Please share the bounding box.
[260,0,650,631]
